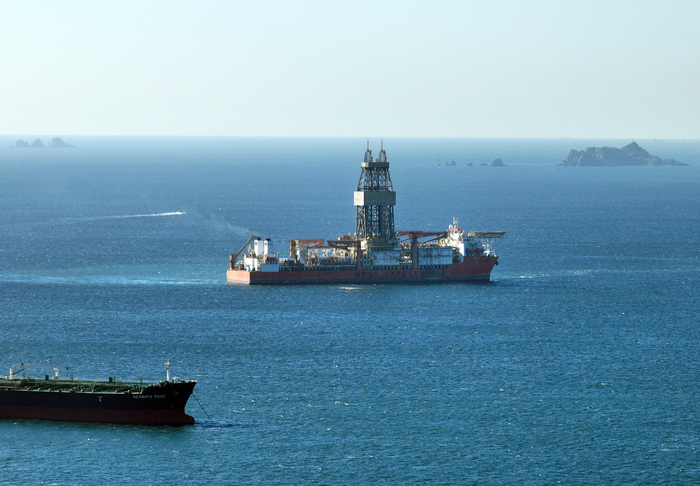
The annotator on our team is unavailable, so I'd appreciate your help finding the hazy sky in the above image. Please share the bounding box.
[2,1,698,138]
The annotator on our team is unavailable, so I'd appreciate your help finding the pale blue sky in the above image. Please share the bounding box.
[2,1,698,138]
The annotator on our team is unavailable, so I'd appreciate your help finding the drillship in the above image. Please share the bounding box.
[0,361,196,425]
[228,143,505,285]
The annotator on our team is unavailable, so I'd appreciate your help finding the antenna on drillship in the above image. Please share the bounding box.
[165,360,172,382]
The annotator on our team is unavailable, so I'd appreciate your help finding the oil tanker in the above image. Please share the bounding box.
[228,143,505,285]
[0,361,196,425]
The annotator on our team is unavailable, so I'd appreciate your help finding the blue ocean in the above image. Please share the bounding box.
[1,137,699,484]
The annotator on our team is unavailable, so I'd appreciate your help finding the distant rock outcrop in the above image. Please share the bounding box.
[446,160,457,166]
[9,137,74,149]
[559,142,687,166]
[491,158,506,166]
[48,137,74,148]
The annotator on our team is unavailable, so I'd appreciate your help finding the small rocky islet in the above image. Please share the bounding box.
[10,137,74,148]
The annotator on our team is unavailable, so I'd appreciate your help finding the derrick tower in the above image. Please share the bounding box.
[354,142,396,242]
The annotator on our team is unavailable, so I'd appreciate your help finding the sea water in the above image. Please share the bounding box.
[0,137,698,484]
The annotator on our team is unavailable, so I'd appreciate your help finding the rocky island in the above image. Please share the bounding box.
[559,142,687,166]
[48,137,74,148]
[13,139,44,148]
[10,137,74,148]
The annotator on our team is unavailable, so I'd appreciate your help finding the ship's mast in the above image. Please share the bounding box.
[354,141,396,242]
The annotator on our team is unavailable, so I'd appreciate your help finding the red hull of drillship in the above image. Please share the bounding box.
[228,255,499,285]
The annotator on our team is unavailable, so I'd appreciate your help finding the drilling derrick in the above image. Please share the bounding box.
[354,142,397,243]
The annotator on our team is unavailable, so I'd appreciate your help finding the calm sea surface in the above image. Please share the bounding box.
[1,137,699,484]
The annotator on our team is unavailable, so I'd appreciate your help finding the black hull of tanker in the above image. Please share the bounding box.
[0,380,196,425]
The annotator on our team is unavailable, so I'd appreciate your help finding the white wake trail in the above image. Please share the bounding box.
[64,211,186,223]
[116,211,186,219]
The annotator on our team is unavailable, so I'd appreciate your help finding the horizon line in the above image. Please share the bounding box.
[3,134,699,141]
